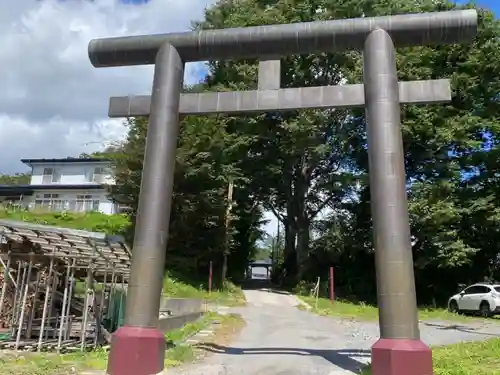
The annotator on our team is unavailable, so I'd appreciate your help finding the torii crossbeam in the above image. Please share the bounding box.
[88,9,477,375]
[108,79,451,117]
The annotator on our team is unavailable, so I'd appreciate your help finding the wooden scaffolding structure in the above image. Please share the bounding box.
[0,219,131,352]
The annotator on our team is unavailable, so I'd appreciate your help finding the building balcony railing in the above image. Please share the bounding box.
[0,199,102,214]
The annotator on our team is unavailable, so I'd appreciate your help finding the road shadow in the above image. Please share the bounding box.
[194,342,370,373]
[422,322,500,337]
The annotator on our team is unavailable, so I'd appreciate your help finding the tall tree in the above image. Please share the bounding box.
[198,0,500,293]
[0,173,31,185]
[307,1,500,304]
[197,0,361,282]
[109,108,264,285]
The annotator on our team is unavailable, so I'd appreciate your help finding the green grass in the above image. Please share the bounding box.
[164,312,220,366]
[72,271,246,305]
[0,349,109,375]
[299,295,499,323]
[361,338,500,375]
[163,274,246,307]
[0,313,224,374]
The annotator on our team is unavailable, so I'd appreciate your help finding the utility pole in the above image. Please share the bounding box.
[270,236,275,282]
[221,179,234,288]
[276,221,280,263]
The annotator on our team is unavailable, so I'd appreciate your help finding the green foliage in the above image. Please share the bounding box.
[253,247,270,261]
[196,0,500,305]
[198,0,364,283]
[0,173,31,185]
[109,111,265,287]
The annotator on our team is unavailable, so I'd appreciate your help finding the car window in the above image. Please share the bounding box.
[495,287,500,293]
[463,285,487,294]
[475,286,491,294]
[463,286,477,294]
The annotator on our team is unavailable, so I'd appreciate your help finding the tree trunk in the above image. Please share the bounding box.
[284,220,296,258]
[296,214,310,281]
[294,166,310,281]
[282,200,297,283]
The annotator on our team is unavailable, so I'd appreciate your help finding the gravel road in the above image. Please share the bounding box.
[168,289,500,375]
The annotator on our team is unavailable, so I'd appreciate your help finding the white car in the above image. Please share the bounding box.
[448,283,500,317]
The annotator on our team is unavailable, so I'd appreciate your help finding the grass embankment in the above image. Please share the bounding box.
[298,295,498,323]
[0,210,129,234]
[163,274,246,307]
[360,338,500,375]
[0,312,242,374]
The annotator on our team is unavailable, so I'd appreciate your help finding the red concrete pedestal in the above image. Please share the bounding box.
[371,338,433,375]
[107,326,165,375]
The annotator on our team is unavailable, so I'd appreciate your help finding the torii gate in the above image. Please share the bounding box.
[88,9,477,375]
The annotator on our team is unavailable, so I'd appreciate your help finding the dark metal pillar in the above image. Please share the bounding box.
[125,43,184,328]
[107,42,184,375]
[364,28,432,375]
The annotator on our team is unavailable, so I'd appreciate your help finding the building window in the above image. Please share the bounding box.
[74,195,100,212]
[42,168,60,184]
[34,193,63,211]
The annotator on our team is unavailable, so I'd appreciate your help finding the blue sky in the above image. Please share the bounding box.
[470,0,499,14]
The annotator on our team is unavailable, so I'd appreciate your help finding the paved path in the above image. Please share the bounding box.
[168,289,500,375]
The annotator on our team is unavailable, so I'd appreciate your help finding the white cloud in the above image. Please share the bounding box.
[0,0,213,174]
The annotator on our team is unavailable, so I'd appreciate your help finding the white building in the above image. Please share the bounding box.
[0,158,118,215]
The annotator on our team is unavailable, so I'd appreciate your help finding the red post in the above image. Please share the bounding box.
[329,266,335,301]
[208,261,213,294]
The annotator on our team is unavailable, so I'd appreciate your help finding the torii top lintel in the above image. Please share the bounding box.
[88,9,477,68]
